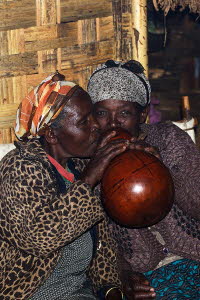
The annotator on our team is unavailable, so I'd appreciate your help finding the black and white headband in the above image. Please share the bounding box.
[87,60,151,107]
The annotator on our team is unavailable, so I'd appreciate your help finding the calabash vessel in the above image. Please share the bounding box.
[101,129,174,228]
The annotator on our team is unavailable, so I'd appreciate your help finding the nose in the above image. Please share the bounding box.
[109,113,120,128]
[91,115,100,132]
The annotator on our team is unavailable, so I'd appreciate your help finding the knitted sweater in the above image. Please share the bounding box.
[111,122,200,272]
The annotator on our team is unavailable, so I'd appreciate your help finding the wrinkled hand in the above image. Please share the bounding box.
[123,272,156,300]
[81,131,129,188]
[129,136,161,160]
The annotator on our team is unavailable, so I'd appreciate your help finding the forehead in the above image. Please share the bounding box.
[94,99,137,110]
[67,91,92,116]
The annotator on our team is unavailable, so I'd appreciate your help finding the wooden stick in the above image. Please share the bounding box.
[131,0,148,76]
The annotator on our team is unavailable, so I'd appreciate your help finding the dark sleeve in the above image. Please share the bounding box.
[159,123,200,220]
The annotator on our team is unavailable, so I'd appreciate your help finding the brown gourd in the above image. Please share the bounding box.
[101,128,174,228]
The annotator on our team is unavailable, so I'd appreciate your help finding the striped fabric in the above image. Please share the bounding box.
[15,72,77,141]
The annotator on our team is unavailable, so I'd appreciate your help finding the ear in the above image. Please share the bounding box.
[140,105,150,124]
[44,127,58,145]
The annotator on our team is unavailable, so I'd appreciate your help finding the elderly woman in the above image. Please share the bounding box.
[0,72,129,300]
[88,60,200,299]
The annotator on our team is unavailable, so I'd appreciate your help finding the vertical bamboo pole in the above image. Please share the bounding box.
[131,0,149,122]
[131,0,148,75]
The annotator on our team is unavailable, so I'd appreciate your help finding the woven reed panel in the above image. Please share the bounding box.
[0,0,36,31]
[0,0,134,144]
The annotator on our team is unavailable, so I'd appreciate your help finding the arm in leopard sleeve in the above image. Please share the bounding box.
[88,217,122,297]
[0,157,104,258]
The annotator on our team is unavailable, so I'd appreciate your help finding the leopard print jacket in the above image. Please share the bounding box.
[0,139,121,299]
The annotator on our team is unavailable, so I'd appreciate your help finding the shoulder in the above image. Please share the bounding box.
[141,121,195,150]
[141,121,200,169]
[0,139,55,185]
[142,121,188,139]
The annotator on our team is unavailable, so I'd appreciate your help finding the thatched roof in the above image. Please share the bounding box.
[153,0,200,15]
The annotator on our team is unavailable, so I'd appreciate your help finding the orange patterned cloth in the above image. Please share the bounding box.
[15,73,77,141]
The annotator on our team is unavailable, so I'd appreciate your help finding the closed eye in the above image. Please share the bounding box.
[79,118,89,126]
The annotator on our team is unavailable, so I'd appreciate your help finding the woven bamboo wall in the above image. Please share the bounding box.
[0,0,136,143]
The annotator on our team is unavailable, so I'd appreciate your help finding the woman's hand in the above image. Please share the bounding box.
[81,131,129,188]
[129,136,161,160]
[122,272,156,300]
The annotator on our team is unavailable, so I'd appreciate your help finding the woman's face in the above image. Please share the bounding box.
[54,90,100,158]
[93,99,145,137]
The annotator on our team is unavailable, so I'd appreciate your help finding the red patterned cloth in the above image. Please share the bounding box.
[47,154,74,183]
[15,73,77,141]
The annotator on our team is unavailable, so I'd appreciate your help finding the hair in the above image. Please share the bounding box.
[50,105,69,129]
[38,105,69,146]
[134,102,148,113]
[50,86,86,129]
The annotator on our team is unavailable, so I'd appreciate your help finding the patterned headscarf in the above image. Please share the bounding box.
[88,60,151,107]
[15,72,78,141]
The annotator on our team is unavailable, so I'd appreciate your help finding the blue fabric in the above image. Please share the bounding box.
[144,259,200,299]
